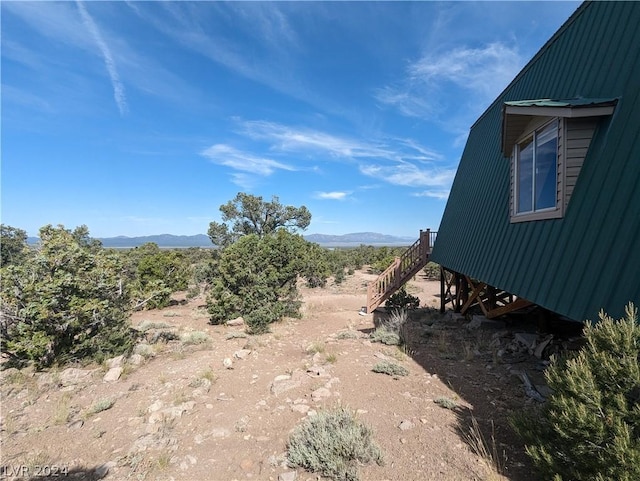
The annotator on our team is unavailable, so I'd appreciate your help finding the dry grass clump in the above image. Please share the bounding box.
[180,331,210,345]
[88,398,115,415]
[335,330,359,340]
[371,309,409,346]
[433,396,458,410]
[371,360,408,377]
[287,406,384,481]
[136,321,173,332]
[370,328,400,345]
[464,416,505,480]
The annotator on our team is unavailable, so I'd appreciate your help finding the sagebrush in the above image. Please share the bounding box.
[287,406,384,481]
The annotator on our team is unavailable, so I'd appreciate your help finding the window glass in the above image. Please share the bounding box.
[517,136,534,213]
[535,121,558,210]
[515,120,558,215]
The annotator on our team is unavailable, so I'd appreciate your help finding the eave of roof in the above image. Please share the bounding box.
[501,98,618,155]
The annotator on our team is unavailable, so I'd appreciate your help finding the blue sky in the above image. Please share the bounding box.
[2,1,580,238]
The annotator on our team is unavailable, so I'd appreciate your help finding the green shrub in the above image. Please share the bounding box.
[124,243,191,310]
[206,230,326,334]
[422,261,440,280]
[371,360,409,377]
[287,406,384,481]
[370,327,400,346]
[0,225,136,367]
[512,303,640,481]
[385,287,419,310]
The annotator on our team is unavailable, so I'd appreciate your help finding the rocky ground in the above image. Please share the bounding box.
[1,269,570,481]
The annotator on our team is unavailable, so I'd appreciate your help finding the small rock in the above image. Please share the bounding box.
[311,387,331,402]
[515,332,538,350]
[279,472,297,481]
[534,334,554,359]
[67,419,84,430]
[292,404,310,414]
[307,366,327,377]
[106,355,125,369]
[398,420,415,431]
[400,438,408,444]
[210,427,231,438]
[103,367,123,383]
[59,367,94,386]
[128,354,144,366]
[312,352,323,364]
[226,316,245,327]
[271,375,301,396]
[223,358,233,369]
[234,349,252,360]
[94,461,116,479]
[148,400,164,413]
[36,373,57,389]
[240,458,254,472]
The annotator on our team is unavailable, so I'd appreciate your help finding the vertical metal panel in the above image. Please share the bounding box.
[431,2,640,322]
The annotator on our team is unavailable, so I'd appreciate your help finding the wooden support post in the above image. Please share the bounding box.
[454,273,462,312]
[460,275,469,307]
[440,265,446,313]
[487,285,497,310]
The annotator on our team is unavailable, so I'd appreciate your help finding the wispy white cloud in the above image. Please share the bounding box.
[233,119,454,191]
[201,144,294,175]
[1,84,52,112]
[76,1,128,115]
[375,42,524,126]
[359,163,455,188]
[239,120,443,163]
[240,120,395,160]
[409,42,521,98]
[412,190,450,200]
[201,143,295,188]
[314,191,351,201]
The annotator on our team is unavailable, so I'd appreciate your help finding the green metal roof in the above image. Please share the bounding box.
[504,98,618,108]
[431,1,640,323]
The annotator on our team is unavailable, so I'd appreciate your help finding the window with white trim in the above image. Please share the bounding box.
[503,98,617,224]
[514,119,558,215]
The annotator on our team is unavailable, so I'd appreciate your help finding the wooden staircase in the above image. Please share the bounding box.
[366,229,436,313]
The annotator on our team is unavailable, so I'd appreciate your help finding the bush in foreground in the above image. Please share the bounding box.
[0,225,136,367]
[287,406,384,481]
[512,303,640,481]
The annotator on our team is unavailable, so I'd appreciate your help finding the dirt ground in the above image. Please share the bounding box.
[1,269,546,481]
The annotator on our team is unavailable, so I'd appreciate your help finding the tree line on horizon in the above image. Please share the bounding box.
[0,193,408,367]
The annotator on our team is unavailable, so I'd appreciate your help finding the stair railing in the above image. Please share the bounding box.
[366,229,434,313]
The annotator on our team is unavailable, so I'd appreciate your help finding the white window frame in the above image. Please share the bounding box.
[511,117,563,223]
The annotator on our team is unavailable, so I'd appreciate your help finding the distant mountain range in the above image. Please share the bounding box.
[27,232,415,248]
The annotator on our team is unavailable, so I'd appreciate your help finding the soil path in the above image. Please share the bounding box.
[1,270,539,481]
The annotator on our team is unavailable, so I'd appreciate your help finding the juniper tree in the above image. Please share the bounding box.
[512,303,640,481]
[0,225,135,367]
[207,192,311,247]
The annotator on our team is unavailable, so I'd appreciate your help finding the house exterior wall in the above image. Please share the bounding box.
[430,1,640,322]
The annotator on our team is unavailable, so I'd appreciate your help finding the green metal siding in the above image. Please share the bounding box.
[431,1,640,322]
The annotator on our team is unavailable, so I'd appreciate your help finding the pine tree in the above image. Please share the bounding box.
[513,303,640,480]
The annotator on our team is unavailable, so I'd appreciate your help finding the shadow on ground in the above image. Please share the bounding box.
[370,294,571,481]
